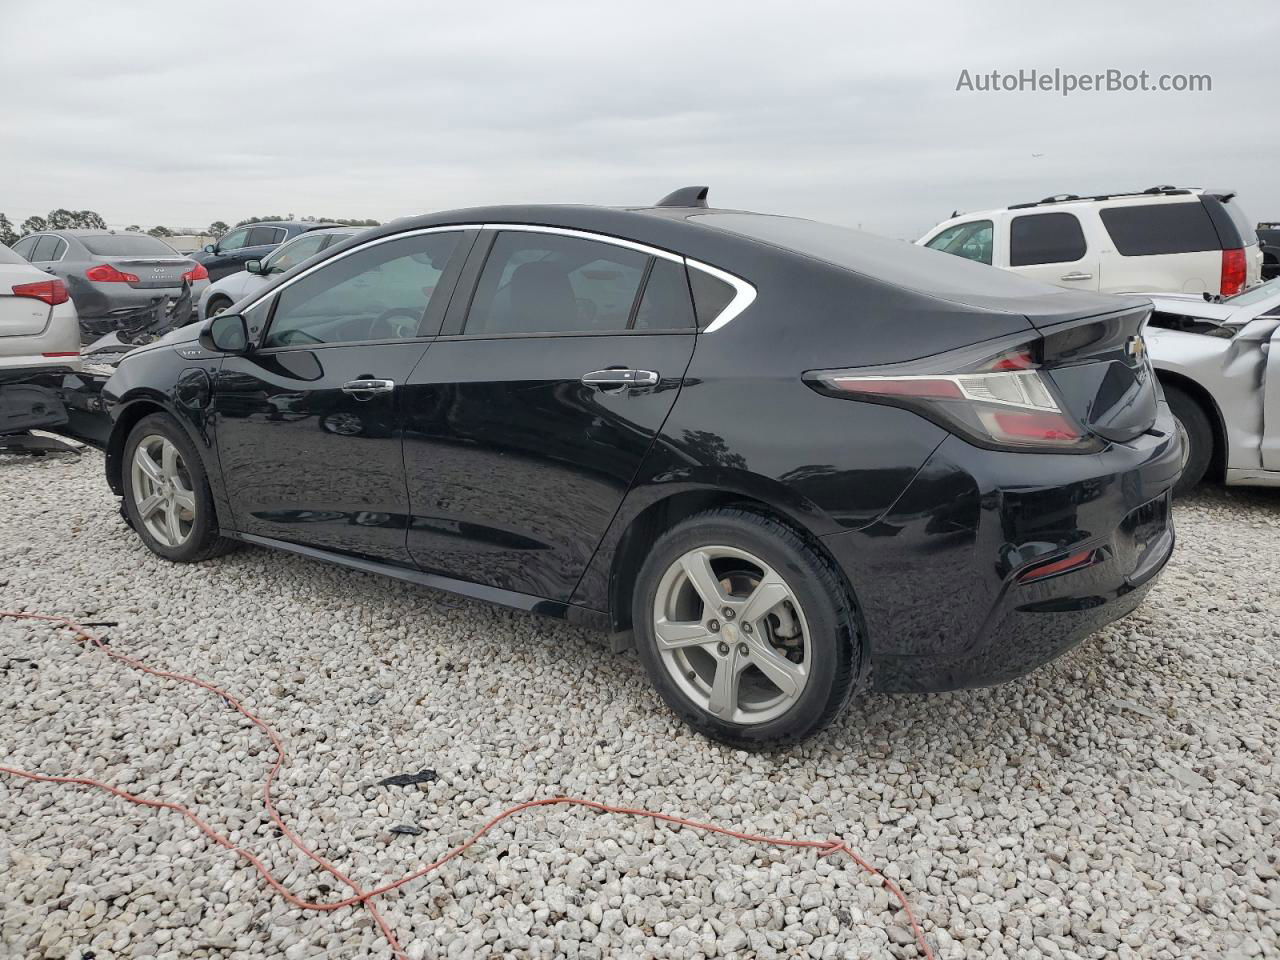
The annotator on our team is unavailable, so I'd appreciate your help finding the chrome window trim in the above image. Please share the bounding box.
[685,259,757,332]
[480,224,756,332]
[236,221,756,334]
[239,224,483,315]
[480,223,684,264]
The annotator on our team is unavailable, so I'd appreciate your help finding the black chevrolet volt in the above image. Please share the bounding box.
[101,187,1179,747]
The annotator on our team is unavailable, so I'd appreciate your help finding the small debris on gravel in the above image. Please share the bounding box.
[2,449,1278,959]
[379,769,438,788]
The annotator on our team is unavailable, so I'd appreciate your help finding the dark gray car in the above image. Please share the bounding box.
[11,231,210,337]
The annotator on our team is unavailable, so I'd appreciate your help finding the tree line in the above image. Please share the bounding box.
[0,209,382,248]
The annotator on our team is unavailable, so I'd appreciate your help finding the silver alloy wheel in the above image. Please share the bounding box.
[130,435,197,548]
[653,545,811,725]
[1172,414,1192,475]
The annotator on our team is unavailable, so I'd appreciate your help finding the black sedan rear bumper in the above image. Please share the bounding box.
[824,404,1181,693]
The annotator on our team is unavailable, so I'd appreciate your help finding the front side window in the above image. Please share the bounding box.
[218,228,250,253]
[466,232,648,336]
[1099,203,1221,256]
[1010,213,1087,266]
[925,220,994,265]
[263,233,330,274]
[263,232,460,348]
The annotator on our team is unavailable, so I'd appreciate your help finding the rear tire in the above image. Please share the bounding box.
[1163,383,1213,496]
[632,508,862,749]
[122,413,237,562]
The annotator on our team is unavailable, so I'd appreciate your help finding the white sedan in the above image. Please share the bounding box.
[1144,279,1280,492]
[197,226,361,321]
[0,241,80,373]
[1,240,81,435]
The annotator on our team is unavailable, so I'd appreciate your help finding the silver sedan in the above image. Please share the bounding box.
[1144,279,1280,492]
[197,226,360,321]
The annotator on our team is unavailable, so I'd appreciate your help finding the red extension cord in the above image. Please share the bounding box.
[0,611,935,959]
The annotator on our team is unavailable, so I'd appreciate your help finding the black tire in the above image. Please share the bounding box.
[1163,383,1213,496]
[121,413,237,562]
[206,296,233,319]
[631,508,862,749]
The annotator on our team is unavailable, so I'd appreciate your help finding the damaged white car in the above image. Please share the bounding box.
[1145,278,1280,493]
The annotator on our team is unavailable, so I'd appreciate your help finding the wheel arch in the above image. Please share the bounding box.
[1155,368,1228,481]
[105,393,175,495]
[603,488,857,636]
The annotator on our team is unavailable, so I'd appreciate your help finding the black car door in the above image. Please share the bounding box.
[400,228,697,602]
[211,229,472,564]
[204,227,251,281]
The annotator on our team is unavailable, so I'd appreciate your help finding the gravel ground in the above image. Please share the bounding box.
[1,446,1278,960]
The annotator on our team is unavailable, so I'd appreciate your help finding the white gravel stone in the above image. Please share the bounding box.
[1,448,1278,959]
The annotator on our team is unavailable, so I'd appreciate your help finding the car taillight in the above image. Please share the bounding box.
[805,344,1100,453]
[86,264,139,283]
[1220,248,1246,296]
[182,262,209,283]
[11,279,70,306]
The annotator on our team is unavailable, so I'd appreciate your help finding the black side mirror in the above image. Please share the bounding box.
[199,313,251,354]
[203,243,216,254]
[245,259,263,275]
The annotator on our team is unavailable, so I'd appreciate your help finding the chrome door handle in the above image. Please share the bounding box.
[581,369,659,388]
[341,378,395,399]
[1060,272,1093,281]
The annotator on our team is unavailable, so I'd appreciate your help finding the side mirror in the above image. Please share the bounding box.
[199,313,251,354]
[203,243,216,254]
[245,259,263,275]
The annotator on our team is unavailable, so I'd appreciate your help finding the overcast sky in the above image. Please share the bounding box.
[3,0,1278,239]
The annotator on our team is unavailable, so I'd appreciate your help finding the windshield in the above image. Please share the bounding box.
[81,234,180,257]
[1227,275,1280,307]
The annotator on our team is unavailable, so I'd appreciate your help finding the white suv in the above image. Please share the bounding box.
[918,187,1263,296]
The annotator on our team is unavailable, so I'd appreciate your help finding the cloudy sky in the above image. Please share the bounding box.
[3,0,1278,239]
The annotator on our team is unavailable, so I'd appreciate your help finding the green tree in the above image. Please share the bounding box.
[74,210,107,229]
[147,225,173,238]
[126,225,142,233]
[20,215,47,234]
[208,220,228,239]
[46,208,78,229]
[0,214,16,247]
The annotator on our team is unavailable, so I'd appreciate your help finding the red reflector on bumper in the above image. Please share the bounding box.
[42,351,80,357]
[1017,548,1097,583]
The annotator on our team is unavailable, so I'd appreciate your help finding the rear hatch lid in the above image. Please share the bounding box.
[1037,302,1157,443]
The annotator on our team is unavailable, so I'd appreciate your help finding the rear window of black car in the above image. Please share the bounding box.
[692,212,1059,302]
[1099,202,1222,256]
[81,234,179,257]
[1009,213,1087,266]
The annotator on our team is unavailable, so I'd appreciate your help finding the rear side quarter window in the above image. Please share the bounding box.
[1099,203,1221,256]
[1009,213,1087,266]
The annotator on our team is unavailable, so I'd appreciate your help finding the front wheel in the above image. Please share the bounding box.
[632,508,862,748]
[205,296,233,319]
[122,413,236,562]
[1163,384,1213,496]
